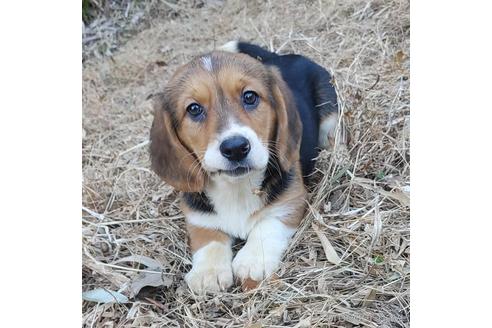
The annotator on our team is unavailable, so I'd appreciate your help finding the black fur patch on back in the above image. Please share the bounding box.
[261,159,294,205]
[182,192,215,213]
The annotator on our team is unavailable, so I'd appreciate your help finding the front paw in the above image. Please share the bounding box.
[185,263,233,294]
[232,247,280,283]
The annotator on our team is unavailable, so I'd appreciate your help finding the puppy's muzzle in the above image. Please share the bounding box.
[219,136,251,162]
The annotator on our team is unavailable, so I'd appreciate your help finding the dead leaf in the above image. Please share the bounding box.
[82,288,129,304]
[312,222,341,265]
[127,270,170,298]
[112,256,173,298]
[362,288,377,307]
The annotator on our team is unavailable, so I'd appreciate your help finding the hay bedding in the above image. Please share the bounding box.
[82,0,410,326]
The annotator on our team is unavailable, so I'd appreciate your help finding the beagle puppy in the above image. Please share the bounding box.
[150,41,344,293]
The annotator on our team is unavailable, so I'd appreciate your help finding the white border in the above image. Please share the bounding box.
[412,1,492,326]
[1,0,492,326]
[0,1,81,327]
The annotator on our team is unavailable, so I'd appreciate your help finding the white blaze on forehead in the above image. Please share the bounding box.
[200,56,213,72]
[218,40,239,53]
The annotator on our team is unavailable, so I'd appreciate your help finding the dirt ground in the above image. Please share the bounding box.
[82,0,410,326]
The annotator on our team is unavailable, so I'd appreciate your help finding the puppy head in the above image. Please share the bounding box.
[150,51,301,192]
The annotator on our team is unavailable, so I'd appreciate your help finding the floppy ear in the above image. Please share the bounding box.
[270,68,302,171]
[150,94,206,192]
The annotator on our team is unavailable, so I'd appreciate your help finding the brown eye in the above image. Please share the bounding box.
[242,91,259,110]
[186,103,205,121]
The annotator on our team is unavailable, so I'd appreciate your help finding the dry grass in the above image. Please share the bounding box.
[82,0,410,326]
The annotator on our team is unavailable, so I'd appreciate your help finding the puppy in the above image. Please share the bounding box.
[150,41,345,293]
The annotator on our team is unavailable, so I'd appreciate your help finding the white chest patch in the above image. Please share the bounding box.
[186,172,265,239]
[200,56,213,72]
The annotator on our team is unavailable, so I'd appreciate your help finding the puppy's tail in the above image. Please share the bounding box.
[218,41,278,61]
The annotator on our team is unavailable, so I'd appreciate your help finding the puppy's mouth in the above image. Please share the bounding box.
[217,166,252,177]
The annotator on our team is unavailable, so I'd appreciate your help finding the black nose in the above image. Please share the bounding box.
[220,136,251,161]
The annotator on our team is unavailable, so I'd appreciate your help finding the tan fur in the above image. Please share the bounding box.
[277,168,307,229]
[181,202,230,253]
[269,68,303,171]
[187,223,230,253]
[150,94,206,192]
[218,66,275,144]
